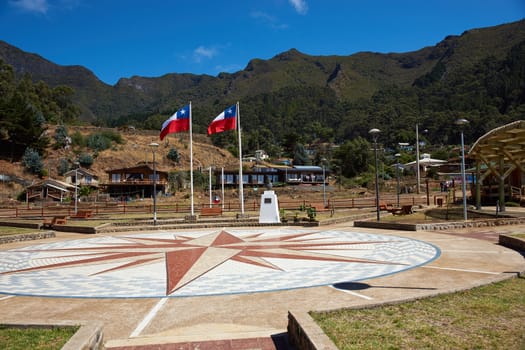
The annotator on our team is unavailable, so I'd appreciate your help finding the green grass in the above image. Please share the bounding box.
[312,277,525,349]
[0,226,38,236]
[0,325,79,350]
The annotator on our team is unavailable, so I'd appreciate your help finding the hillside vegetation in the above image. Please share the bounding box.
[0,19,524,198]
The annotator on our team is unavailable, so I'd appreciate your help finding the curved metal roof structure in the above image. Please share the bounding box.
[469,120,525,166]
[468,120,525,210]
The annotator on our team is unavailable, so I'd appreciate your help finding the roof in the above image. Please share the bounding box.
[292,166,323,171]
[468,120,525,164]
[105,162,168,174]
[64,167,97,177]
[26,178,76,191]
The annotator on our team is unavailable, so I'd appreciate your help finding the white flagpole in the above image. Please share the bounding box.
[221,167,225,210]
[209,166,212,208]
[237,101,245,215]
[189,102,195,216]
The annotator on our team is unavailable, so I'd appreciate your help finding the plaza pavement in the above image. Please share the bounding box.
[0,218,523,349]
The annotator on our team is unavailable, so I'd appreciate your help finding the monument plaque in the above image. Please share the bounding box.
[259,190,280,223]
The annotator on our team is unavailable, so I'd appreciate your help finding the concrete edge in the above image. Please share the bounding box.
[287,310,338,350]
[0,320,104,350]
[291,272,525,349]
[355,216,525,231]
[499,234,525,252]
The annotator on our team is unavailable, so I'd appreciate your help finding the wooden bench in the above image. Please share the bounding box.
[43,215,68,228]
[310,203,329,212]
[200,207,222,216]
[71,210,93,219]
[379,202,394,211]
[392,205,414,216]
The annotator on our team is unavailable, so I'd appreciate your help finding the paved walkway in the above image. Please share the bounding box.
[0,220,523,349]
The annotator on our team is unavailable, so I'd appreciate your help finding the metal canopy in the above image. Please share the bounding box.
[469,120,525,165]
[468,120,525,211]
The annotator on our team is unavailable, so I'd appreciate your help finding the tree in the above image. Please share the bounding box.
[333,137,371,178]
[293,143,310,166]
[22,147,44,175]
[57,158,69,176]
[167,147,180,163]
[54,125,69,149]
[78,153,94,168]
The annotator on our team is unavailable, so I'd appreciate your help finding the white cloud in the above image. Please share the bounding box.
[9,0,49,14]
[250,11,288,30]
[193,46,218,63]
[288,0,308,15]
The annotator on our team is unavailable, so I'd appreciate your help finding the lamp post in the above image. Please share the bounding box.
[369,128,381,221]
[395,153,401,208]
[321,158,327,208]
[455,118,469,221]
[74,162,79,215]
[149,142,159,225]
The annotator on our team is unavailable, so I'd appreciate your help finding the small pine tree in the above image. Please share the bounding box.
[54,125,69,149]
[167,147,180,163]
[57,158,69,176]
[22,147,44,175]
[78,153,94,168]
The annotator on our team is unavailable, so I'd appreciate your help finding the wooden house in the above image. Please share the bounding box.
[101,162,169,199]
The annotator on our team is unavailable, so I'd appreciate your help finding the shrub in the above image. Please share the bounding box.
[22,147,44,175]
[78,153,93,168]
[167,148,180,163]
[54,125,69,149]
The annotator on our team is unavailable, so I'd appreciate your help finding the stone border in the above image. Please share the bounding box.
[0,320,104,350]
[0,231,55,245]
[355,216,525,231]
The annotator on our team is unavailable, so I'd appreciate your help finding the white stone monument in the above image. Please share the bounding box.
[259,190,281,224]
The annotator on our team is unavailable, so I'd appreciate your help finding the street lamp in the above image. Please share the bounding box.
[149,142,159,225]
[74,161,79,215]
[455,118,469,221]
[369,128,381,221]
[416,124,420,194]
[395,153,401,208]
[321,158,327,208]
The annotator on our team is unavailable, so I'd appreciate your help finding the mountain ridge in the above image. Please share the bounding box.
[1,19,524,131]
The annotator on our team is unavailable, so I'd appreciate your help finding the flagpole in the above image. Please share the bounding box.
[209,166,212,208]
[221,167,225,210]
[189,101,195,216]
[237,101,245,215]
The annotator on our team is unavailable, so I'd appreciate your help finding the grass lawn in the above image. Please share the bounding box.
[0,226,39,236]
[312,276,525,350]
[0,325,79,350]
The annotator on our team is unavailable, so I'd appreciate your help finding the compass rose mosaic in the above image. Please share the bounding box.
[0,228,439,298]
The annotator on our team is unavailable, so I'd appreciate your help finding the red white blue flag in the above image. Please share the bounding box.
[208,104,237,135]
[160,105,190,140]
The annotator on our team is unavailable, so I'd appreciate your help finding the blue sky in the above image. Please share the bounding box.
[1,0,524,85]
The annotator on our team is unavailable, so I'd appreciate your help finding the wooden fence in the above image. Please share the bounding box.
[0,192,444,219]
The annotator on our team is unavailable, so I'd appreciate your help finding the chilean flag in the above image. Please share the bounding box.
[160,105,190,140]
[208,104,237,135]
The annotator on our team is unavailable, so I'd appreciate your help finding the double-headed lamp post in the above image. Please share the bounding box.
[149,142,159,225]
[369,128,381,221]
[455,118,469,221]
